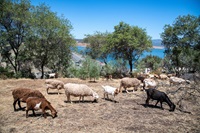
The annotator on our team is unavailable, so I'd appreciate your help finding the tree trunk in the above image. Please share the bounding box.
[41,64,44,79]
[129,60,133,73]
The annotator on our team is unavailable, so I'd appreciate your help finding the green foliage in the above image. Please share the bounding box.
[0,67,14,79]
[107,22,152,72]
[0,0,32,75]
[0,1,74,79]
[25,4,75,78]
[79,57,101,81]
[161,15,200,73]
[135,55,162,72]
[84,31,110,64]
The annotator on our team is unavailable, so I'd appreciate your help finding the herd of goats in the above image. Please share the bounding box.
[12,73,195,118]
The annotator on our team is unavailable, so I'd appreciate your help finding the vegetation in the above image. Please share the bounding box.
[84,31,110,64]
[67,56,101,81]
[0,0,32,76]
[0,0,74,78]
[135,55,162,73]
[26,4,74,78]
[0,1,199,79]
[106,22,152,72]
[161,15,200,74]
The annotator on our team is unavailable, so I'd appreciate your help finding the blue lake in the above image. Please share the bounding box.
[76,46,165,68]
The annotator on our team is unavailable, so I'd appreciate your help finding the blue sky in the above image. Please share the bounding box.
[31,0,200,39]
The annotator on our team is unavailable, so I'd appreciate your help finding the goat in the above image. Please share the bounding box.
[26,97,57,118]
[48,73,58,78]
[143,78,157,90]
[145,88,176,111]
[12,88,45,111]
[101,85,120,102]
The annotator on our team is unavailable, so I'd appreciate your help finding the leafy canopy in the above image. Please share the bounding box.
[161,15,200,73]
[107,22,152,72]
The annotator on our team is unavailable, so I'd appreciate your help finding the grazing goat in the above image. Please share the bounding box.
[145,88,176,111]
[12,88,45,111]
[169,77,190,86]
[101,85,120,101]
[64,83,99,103]
[45,79,64,94]
[143,78,157,90]
[119,77,141,93]
[26,97,57,118]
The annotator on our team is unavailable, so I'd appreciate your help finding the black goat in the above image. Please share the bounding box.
[145,88,176,111]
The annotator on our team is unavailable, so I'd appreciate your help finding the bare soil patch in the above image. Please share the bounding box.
[0,78,199,133]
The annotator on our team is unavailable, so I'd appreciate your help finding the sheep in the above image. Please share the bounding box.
[145,88,176,111]
[12,88,45,111]
[64,83,99,103]
[45,79,64,94]
[101,85,120,102]
[143,78,157,90]
[26,97,57,118]
[169,77,190,86]
[119,77,141,93]
[159,74,168,80]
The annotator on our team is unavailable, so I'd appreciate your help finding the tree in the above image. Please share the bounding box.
[84,31,110,64]
[107,22,152,72]
[161,15,200,74]
[135,55,162,72]
[78,56,101,81]
[0,0,31,75]
[26,4,74,78]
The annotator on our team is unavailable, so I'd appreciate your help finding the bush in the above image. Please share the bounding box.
[0,67,14,79]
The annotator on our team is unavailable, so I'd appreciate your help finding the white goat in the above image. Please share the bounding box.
[101,85,120,101]
[48,73,57,78]
[143,78,157,89]
[64,83,99,103]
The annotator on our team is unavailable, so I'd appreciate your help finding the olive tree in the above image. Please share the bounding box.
[107,22,152,72]
[0,0,32,76]
[161,15,200,74]
[26,4,74,78]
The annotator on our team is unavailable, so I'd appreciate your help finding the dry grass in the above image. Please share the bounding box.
[0,78,200,133]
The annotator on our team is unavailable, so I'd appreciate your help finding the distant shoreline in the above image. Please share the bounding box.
[152,46,164,49]
[76,43,164,49]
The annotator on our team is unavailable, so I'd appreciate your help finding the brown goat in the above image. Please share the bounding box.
[12,88,45,111]
[26,97,57,118]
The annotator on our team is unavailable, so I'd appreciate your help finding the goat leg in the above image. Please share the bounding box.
[13,100,17,111]
[32,109,36,116]
[160,102,164,110]
[26,110,29,118]
[155,100,159,107]
[145,97,150,107]
[42,108,47,118]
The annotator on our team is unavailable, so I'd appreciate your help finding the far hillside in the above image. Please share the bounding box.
[75,39,163,47]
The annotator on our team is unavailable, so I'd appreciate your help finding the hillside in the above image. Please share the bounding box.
[0,78,199,132]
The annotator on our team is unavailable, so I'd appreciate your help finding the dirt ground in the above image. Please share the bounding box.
[0,78,199,133]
